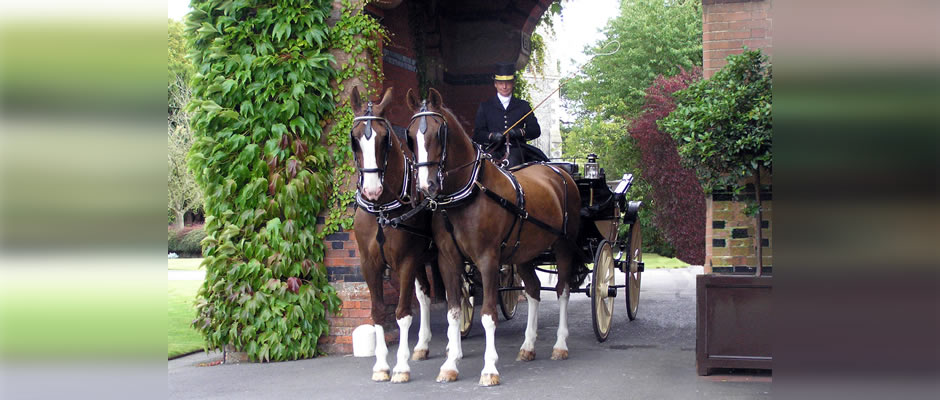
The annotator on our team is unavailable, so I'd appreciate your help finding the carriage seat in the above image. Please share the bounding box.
[545,162,578,178]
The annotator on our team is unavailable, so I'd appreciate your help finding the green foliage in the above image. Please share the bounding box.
[185,0,381,362]
[168,227,208,255]
[660,49,773,193]
[563,0,702,118]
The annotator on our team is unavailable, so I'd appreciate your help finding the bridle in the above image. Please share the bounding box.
[407,100,485,208]
[351,102,412,213]
[408,100,449,193]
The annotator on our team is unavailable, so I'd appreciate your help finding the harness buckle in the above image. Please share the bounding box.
[427,199,438,211]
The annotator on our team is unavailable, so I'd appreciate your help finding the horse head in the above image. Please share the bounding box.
[405,87,448,197]
[350,86,395,201]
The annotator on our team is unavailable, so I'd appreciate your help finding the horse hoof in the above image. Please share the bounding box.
[391,372,410,383]
[516,349,536,361]
[411,349,429,361]
[436,369,458,383]
[479,373,500,386]
[551,349,569,360]
[372,370,390,382]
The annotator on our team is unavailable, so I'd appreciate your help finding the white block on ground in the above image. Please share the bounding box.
[352,324,376,357]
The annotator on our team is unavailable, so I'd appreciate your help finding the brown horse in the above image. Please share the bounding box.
[405,88,583,386]
[350,87,437,383]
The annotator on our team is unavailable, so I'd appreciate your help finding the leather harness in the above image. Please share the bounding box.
[408,106,572,264]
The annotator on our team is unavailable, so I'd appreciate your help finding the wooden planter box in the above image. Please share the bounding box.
[696,274,773,375]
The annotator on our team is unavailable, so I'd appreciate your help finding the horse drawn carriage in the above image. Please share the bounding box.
[350,86,645,385]
[458,153,645,342]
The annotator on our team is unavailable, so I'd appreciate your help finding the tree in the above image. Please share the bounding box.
[563,0,702,119]
[630,67,704,264]
[168,19,201,228]
[561,117,676,256]
[660,49,772,273]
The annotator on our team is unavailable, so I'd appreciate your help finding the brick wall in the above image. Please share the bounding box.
[702,0,773,78]
[704,176,773,274]
[317,227,403,355]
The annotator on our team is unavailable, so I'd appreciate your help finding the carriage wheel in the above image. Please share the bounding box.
[591,240,616,342]
[460,274,474,338]
[625,222,643,321]
[498,265,520,320]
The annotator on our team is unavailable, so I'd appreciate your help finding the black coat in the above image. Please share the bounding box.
[472,95,546,167]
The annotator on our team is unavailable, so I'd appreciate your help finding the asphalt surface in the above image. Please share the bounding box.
[168,267,771,399]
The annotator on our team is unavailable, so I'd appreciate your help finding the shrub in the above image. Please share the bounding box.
[168,225,206,256]
[630,67,706,265]
[660,49,772,193]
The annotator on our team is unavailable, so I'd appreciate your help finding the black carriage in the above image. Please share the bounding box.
[459,154,644,342]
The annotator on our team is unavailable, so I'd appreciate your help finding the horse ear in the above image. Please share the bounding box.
[405,88,420,113]
[374,87,394,116]
[350,86,363,114]
[428,88,443,110]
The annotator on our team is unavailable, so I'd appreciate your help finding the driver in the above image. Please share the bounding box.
[472,63,548,167]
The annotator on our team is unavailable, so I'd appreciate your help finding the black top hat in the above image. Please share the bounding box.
[494,63,516,81]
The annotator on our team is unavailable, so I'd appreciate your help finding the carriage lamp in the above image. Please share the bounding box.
[584,153,600,179]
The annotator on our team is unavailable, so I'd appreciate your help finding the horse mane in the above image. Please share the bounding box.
[436,105,472,140]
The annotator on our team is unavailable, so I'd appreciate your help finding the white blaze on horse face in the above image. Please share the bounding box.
[416,127,429,192]
[358,130,382,200]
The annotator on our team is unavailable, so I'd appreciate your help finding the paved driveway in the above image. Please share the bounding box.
[168,267,770,399]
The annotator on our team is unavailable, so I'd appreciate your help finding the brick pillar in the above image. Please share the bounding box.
[702,0,773,78]
[704,178,773,274]
[317,228,401,355]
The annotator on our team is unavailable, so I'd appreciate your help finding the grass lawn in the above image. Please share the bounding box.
[168,279,204,358]
[643,253,690,269]
[168,258,204,271]
[542,253,689,270]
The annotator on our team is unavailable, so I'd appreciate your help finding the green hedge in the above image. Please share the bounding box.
[168,226,207,256]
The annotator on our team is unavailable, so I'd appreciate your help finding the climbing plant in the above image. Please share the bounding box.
[186,0,385,362]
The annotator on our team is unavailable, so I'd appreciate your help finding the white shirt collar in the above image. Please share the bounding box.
[497,93,511,109]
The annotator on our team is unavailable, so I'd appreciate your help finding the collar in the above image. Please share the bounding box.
[431,146,485,208]
[497,93,511,109]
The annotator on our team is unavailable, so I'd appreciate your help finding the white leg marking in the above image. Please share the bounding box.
[520,293,539,353]
[414,279,432,354]
[553,288,570,352]
[373,324,390,373]
[358,134,382,199]
[393,315,412,374]
[481,314,499,376]
[439,307,462,374]
[416,128,429,191]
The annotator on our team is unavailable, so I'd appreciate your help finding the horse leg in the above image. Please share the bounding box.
[515,263,541,361]
[436,250,464,383]
[391,258,419,383]
[478,255,501,386]
[411,265,433,361]
[362,258,391,381]
[551,243,576,361]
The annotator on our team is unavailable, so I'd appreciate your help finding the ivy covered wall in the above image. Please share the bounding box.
[185,0,384,362]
